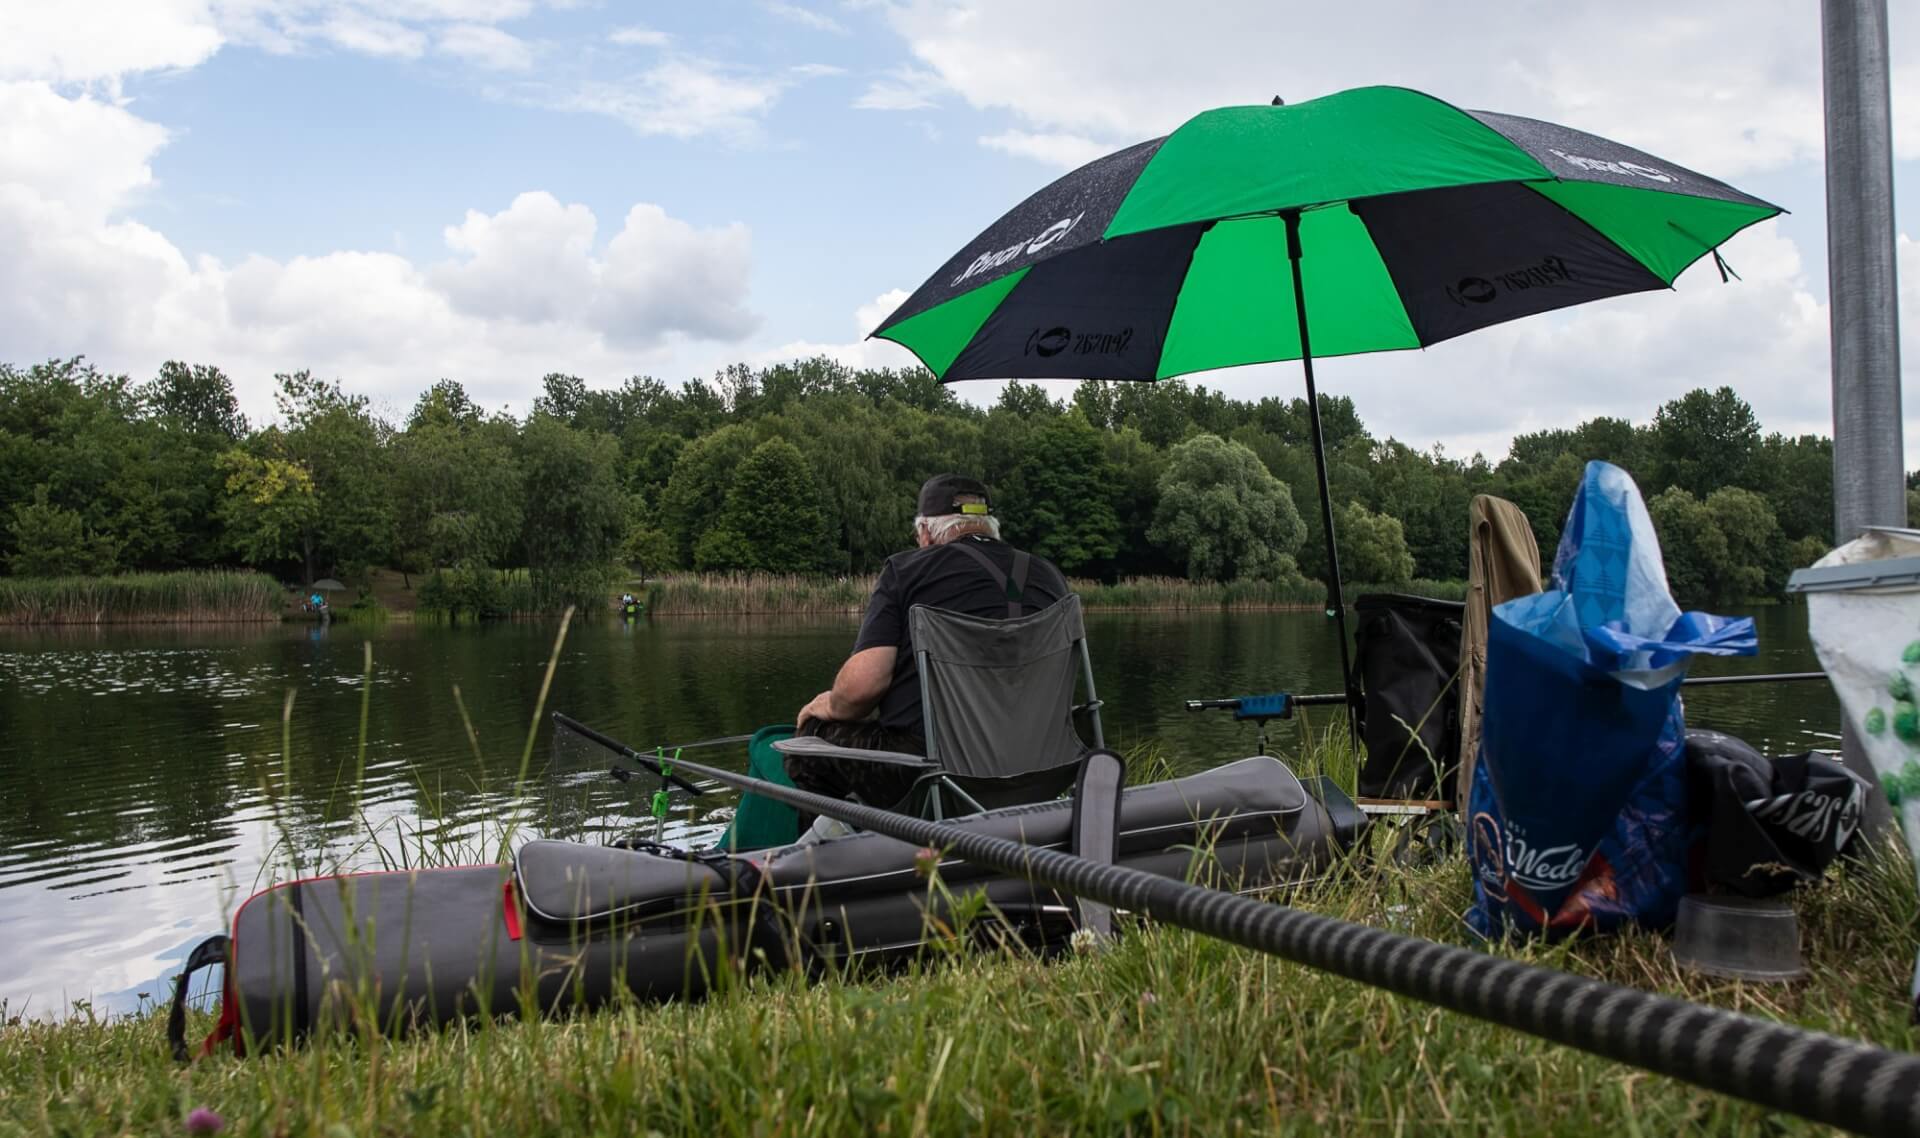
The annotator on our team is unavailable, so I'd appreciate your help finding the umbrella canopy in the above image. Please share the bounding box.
[310,578,347,592]
[873,85,1780,381]
[873,85,1781,735]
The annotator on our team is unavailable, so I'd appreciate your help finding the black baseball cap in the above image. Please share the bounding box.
[917,473,992,517]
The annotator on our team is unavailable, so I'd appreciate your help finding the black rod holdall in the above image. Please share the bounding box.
[1352,593,1465,801]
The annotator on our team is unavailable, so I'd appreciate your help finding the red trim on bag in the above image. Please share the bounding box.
[502,879,522,941]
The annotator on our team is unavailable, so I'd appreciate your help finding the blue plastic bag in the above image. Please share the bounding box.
[1467,462,1756,937]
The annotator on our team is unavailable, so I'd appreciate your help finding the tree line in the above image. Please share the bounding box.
[0,355,1864,608]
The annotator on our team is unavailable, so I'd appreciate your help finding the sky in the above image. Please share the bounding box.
[2,0,1917,461]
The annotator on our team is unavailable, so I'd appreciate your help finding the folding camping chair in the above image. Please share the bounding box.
[773,594,1107,820]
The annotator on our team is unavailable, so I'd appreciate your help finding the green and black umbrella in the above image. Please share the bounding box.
[873,84,1781,718]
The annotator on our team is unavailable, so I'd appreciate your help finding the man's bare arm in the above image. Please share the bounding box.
[796,646,897,729]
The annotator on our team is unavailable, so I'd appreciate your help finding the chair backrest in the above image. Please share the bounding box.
[909,594,1097,779]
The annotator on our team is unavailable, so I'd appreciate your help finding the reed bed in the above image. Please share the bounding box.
[643,572,877,615]
[0,570,282,625]
[641,572,1467,615]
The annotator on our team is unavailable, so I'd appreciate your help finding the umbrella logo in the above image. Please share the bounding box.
[1026,326,1072,357]
[1548,148,1675,184]
[951,212,1086,287]
[1024,212,1083,255]
[1449,277,1497,305]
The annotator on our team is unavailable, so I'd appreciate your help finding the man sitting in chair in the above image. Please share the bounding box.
[789,473,1070,814]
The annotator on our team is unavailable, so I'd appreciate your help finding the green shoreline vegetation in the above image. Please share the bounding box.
[0,569,281,625]
[635,571,1466,617]
[1,356,1869,622]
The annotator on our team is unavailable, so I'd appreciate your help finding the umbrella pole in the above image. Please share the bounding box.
[1283,210,1359,748]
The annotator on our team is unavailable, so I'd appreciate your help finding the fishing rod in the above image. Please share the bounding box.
[553,712,1920,1138]
[1188,671,1829,718]
[551,712,721,796]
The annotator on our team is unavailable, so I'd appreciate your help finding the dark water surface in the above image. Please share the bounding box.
[0,606,1828,1015]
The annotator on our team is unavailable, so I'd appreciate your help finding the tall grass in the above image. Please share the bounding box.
[641,572,1468,615]
[0,570,282,625]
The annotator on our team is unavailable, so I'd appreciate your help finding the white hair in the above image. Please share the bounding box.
[916,512,1001,544]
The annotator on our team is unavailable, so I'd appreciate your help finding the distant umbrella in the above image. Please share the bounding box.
[310,579,347,592]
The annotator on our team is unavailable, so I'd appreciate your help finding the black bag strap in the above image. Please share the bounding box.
[949,539,1028,617]
[168,934,230,1062]
[1069,750,1126,942]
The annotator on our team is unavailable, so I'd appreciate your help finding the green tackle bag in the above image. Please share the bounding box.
[715,724,800,851]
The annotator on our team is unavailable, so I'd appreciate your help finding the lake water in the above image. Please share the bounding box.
[0,606,1831,1016]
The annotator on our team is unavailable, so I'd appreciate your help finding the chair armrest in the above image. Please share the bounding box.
[771,735,937,769]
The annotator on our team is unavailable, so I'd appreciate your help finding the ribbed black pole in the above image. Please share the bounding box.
[563,716,1920,1137]
[1282,209,1359,746]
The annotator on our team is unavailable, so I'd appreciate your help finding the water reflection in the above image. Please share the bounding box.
[0,606,1831,1015]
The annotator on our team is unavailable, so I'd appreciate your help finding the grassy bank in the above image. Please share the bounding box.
[0,570,282,625]
[415,567,617,621]
[640,573,1467,615]
[7,829,1914,1136]
[1069,575,1466,610]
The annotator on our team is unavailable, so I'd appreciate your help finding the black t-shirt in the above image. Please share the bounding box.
[853,535,1070,732]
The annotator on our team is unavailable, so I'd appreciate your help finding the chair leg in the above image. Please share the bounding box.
[939,777,986,817]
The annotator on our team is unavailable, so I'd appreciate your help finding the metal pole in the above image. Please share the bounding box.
[1283,210,1359,746]
[1822,0,1903,839]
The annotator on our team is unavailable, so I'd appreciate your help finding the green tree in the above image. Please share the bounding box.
[621,522,676,576]
[1334,501,1414,584]
[1751,432,1832,542]
[659,424,760,565]
[6,486,119,576]
[270,371,395,581]
[1149,434,1305,581]
[1104,427,1172,577]
[214,450,321,568]
[1650,387,1760,497]
[1001,414,1121,575]
[698,438,831,573]
[390,412,524,573]
[138,361,248,440]
[1648,485,1780,606]
[516,414,627,598]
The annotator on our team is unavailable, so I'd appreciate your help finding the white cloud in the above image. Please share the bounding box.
[0,82,763,419]
[756,288,920,370]
[764,2,846,35]
[0,81,171,219]
[595,204,758,345]
[315,13,428,58]
[879,0,1920,175]
[608,24,669,48]
[437,22,532,71]
[0,0,222,84]
[977,129,1109,170]
[853,65,944,111]
[433,191,598,323]
[553,58,790,140]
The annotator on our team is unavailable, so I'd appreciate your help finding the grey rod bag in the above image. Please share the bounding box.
[183,755,1336,1055]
